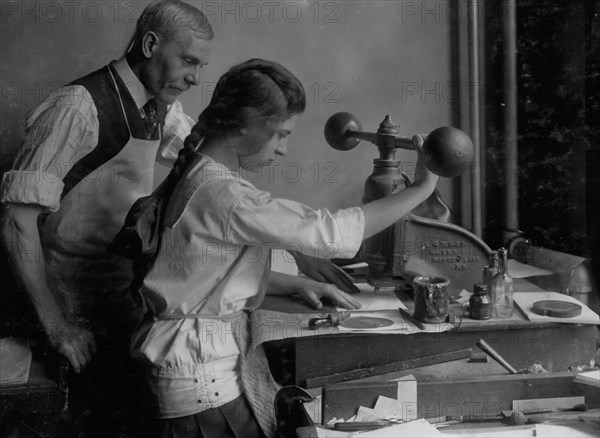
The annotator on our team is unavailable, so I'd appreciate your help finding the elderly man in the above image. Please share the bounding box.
[1,0,212,374]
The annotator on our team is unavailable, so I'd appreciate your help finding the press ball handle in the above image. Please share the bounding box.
[323,112,474,178]
[323,112,363,151]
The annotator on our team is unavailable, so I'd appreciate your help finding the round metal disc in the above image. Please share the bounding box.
[531,300,582,318]
[340,316,394,329]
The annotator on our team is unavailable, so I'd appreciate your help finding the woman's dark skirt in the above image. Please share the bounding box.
[144,394,266,438]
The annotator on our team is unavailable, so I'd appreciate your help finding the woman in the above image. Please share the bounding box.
[131,58,437,438]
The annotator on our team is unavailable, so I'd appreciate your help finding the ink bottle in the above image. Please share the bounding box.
[469,283,492,320]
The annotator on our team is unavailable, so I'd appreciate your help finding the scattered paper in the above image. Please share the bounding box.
[456,289,471,305]
[574,369,600,388]
[396,375,418,420]
[354,406,382,422]
[373,396,403,419]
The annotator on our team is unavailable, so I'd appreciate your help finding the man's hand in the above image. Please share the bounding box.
[290,251,360,294]
[50,323,97,373]
[294,278,362,311]
[2,204,97,374]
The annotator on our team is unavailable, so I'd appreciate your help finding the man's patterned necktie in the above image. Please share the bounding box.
[141,98,158,139]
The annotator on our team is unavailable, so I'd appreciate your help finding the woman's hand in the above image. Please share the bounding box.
[267,272,362,310]
[290,251,360,294]
[412,134,437,187]
[293,278,362,310]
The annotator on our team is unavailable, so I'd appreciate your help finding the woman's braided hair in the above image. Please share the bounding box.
[176,58,306,172]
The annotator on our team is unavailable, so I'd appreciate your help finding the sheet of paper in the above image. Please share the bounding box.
[373,396,403,419]
[339,310,456,334]
[396,375,417,420]
[508,259,553,278]
[250,303,455,350]
[456,289,471,305]
[513,292,600,324]
[270,248,299,275]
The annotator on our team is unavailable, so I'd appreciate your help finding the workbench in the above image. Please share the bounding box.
[261,278,599,388]
[303,373,600,437]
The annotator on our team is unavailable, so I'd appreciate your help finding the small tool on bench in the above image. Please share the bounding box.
[476,338,518,374]
[505,403,588,417]
[308,311,350,330]
[333,420,393,432]
[427,415,504,423]
[506,403,588,425]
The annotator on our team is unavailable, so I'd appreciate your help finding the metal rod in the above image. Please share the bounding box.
[346,130,420,151]
[468,0,482,238]
[503,0,520,242]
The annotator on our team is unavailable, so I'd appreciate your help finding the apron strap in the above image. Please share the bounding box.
[108,66,133,138]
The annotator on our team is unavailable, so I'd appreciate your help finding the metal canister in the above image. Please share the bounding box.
[469,283,492,320]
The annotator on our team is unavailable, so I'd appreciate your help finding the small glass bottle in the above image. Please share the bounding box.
[482,250,499,292]
[491,248,514,318]
[469,283,492,320]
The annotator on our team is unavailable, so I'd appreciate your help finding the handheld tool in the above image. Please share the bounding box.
[308,312,350,330]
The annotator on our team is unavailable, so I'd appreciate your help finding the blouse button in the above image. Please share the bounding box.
[194,378,198,383]
[211,379,215,383]
[215,392,219,397]
[197,400,202,404]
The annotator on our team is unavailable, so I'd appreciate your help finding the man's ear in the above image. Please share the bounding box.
[141,31,160,58]
[240,127,249,135]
